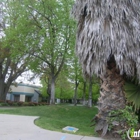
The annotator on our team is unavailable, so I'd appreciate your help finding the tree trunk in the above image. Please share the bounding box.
[74,87,77,106]
[94,57,126,137]
[0,78,13,101]
[74,81,79,106]
[60,87,63,103]
[50,77,55,105]
[47,78,51,104]
[0,79,6,101]
[82,81,86,106]
[88,77,93,108]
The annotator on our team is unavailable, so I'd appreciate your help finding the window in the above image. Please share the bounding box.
[25,96,32,102]
[14,95,20,102]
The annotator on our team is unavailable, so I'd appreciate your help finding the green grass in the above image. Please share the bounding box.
[0,104,98,136]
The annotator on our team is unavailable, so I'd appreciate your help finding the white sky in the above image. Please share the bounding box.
[16,71,42,86]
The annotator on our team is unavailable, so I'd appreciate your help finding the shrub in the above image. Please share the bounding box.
[38,102,41,106]
[0,100,5,103]
[6,100,10,103]
[7,101,14,106]
[33,102,38,106]
[38,102,49,106]
[17,101,24,106]
[0,102,9,106]
[23,102,29,106]
[28,102,35,106]
[38,102,43,106]
[107,106,138,140]
[12,103,18,106]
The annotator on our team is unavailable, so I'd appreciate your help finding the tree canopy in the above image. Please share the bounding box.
[2,0,76,103]
[0,1,34,100]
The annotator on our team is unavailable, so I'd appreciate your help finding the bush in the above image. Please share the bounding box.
[7,101,14,106]
[28,102,35,106]
[33,102,38,106]
[17,101,24,106]
[0,100,48,107]
[0,102,9,106]
[0,100,5,103]
[12,103,18,106]
[107,106,138,140]
[6,100,10,103]
[38,102,49,106]
[23,102,29,106]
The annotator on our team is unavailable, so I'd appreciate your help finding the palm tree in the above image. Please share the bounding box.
[72,0,140,137]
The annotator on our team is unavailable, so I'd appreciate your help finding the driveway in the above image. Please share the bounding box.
[0,114,104,140]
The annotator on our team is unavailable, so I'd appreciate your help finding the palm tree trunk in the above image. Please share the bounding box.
[94,57,126,136]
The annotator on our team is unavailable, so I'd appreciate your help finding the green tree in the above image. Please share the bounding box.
[78,75,99,107]
[28,0,75,104]
[0,1,34,101]
[55,70,74,101]
[73,57,80,106]
[5,0,76,104]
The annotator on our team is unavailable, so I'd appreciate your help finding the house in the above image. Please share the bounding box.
[6,83,41,103]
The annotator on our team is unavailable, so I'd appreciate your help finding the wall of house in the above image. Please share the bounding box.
[11,85,35,94]
[32,92,39,103]
[8,83,40,103]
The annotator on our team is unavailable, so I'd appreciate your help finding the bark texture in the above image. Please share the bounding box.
[88,77,93,108]
[0,79,6,101]
[94,57,126,136]
[74,80,79,106]
[82,81,86,106]
[50,77,55,104]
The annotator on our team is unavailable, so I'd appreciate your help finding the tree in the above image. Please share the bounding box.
[40,68,74,103]
[0,1,33,101]
[5,0,75,104]
[88,76,93,108]
[82,80,87,106]
[40,76,49,100]
[55,69,74,101]
[73,57,80,106]
[72,0,140,137]
[78,75,99,107]
[27,0,75,104]
[0,42,31,101]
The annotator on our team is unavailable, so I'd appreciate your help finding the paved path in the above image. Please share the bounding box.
[0,114,104,140]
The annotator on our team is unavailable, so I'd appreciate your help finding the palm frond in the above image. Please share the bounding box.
[125,82,140,110]
[72,0,140,78]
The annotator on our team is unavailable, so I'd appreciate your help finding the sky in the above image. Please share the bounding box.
[16,71,42,86]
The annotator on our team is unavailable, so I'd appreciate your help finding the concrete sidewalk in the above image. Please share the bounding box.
[0,114,104,140]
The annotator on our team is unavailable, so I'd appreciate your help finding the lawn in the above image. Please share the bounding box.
[0,104,98,136]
